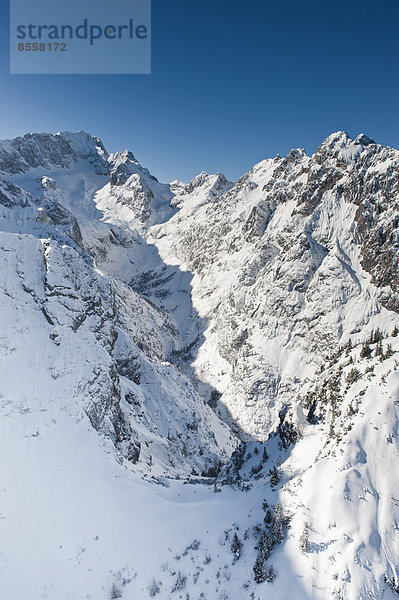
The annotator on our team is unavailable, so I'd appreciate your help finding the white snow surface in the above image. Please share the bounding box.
[0,130,398,599]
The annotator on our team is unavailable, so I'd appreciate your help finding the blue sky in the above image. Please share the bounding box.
[1,0,398,182]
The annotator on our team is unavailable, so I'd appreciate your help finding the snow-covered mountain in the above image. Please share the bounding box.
[0,130,398,600]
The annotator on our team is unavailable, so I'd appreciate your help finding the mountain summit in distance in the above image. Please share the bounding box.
[0,130,398,600]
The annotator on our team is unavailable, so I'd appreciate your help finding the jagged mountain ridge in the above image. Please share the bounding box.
[0,130,398,600]
[151,131,399,437]
[0,131,237,479]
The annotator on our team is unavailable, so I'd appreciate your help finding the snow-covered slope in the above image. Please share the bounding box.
[0,130,398,600]
[150,132,399,438]
[0,133,236,480]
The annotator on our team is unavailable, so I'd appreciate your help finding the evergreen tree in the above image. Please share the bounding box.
[255,530,271,558]
[250,462,263,475]
[148,580,161,597]
[253,502,287,584]
[265,565,277,582]
[299,521,309,553]
[110,584,122,599]
[360,343,372,359]
[271,502,284,544]
[253,552,268,584]
[370,328,383,344]
[346,367,361,385]
[269,466,280,488]
[384,344,394,359]
[171,572,186,593]
[231,532,242,561]
[264,509,272,525]
[253,531,271,583]
[232,443,246,472]
[345,338,352,355]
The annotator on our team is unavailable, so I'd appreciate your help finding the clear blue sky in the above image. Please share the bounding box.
[1,0,398,182]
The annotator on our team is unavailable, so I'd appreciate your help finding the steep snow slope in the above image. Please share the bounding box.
[0,130,398,600]
[150,132,399,438]
[0,134,236,479]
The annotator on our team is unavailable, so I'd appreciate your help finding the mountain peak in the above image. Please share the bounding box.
[56,130,108,161]
[313,130,379,164]
[0,130,109,175]
[316,130,352,155]
[108,149,138,165]
[187,171,230,191]
[354,132,375,146]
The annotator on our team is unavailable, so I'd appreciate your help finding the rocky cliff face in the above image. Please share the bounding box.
[0,132,236,479]
[150,131,399,438]
[0,130,108,174]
